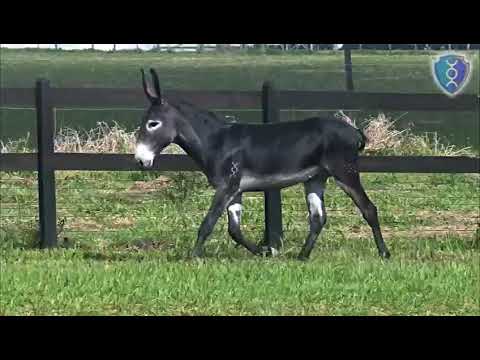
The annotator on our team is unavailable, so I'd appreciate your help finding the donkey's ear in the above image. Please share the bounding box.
[149,68,163,101]
[141,68,160,103]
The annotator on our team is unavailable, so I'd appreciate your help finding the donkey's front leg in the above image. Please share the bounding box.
[192,186,240,258]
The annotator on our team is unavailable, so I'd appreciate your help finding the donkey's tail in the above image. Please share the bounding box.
[357,128,367,152]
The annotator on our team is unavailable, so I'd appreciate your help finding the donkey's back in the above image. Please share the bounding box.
[229,116,364,153]
[223,116,365,175]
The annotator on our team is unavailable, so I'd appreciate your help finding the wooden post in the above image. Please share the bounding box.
[261,81,283,250]
[344,47,355,91]
[36,79,57,248]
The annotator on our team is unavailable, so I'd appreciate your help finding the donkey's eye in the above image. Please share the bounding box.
[147,120,162,131]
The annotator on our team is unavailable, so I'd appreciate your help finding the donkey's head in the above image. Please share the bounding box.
[135,68,178,168]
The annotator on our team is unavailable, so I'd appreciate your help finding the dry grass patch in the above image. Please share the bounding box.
[126,176,172,194]
[361,113,474,156]
[55,122,136,153]
[1,115,475,157]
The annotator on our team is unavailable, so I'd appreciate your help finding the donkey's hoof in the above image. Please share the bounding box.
[297,254,310,262]
[191,247,205,259]
[257,246,279,257]
[380,250,391,260]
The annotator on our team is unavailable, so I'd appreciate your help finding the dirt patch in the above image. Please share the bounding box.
[349,224,478,239]
[110,217,136,229]
[127,239,170,251]
[408,210,479,226]
[1,175,36,187]
[68,218,103,231]
[126,176,172,194]
[346,209,479,238]
[66,216,136,231]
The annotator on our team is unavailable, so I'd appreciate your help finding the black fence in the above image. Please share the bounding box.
[1,78,479,248]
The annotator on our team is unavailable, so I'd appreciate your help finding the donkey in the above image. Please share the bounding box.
[135,68,391,260]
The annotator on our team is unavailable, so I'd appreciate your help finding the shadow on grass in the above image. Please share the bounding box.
[3,223,477,264]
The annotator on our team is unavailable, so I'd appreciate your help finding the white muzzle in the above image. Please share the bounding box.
[134,143,155,168]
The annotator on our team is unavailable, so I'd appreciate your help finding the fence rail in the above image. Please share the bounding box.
[1,80,479,248]
[1,154,478,173]
[2,88,478,111]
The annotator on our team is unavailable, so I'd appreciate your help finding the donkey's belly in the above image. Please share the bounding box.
[240,167,320,191]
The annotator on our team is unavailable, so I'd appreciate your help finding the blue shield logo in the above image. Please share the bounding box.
[433,54,471,97]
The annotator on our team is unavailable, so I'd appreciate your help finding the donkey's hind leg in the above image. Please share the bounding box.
[227,194,260,255]
[330,160,391,259]
[298,174,329,261]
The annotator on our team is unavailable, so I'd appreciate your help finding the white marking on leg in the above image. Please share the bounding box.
[270,247,279,257]
[228,203,242,225]
[307,193,323,217]
[134,143,155,168]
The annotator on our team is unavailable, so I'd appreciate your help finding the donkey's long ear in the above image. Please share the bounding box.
[149,68,163,101]
[141,68,160,103]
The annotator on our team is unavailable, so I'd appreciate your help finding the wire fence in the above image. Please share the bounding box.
[1,171,478,250]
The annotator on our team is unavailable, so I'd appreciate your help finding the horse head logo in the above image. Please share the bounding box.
[432,53,471,97]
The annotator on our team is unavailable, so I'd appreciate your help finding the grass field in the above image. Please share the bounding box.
[1,168,479,315]
[2,48,478,92]
[1,49,479,315]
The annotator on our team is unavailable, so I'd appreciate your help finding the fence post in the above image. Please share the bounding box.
[261,81,283,250]
[36,79,57,248]
[344,47,355,91]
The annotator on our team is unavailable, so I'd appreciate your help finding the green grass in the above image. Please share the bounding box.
[2,248,478,315]
[1,170,479,315]
[1,48,478,92]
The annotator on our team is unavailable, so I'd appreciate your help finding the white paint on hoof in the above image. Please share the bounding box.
[134,143,155,168]
[307,193,323,217]
[146,120,162,133]
[228,203,242,224]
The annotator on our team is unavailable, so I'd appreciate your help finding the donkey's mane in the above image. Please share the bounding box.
[170,100,226,127]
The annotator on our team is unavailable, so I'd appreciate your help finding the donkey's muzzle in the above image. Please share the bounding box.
[134,143,155,169]
[136,158,154,169]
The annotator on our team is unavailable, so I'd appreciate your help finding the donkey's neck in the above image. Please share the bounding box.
[172,102,225,170]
